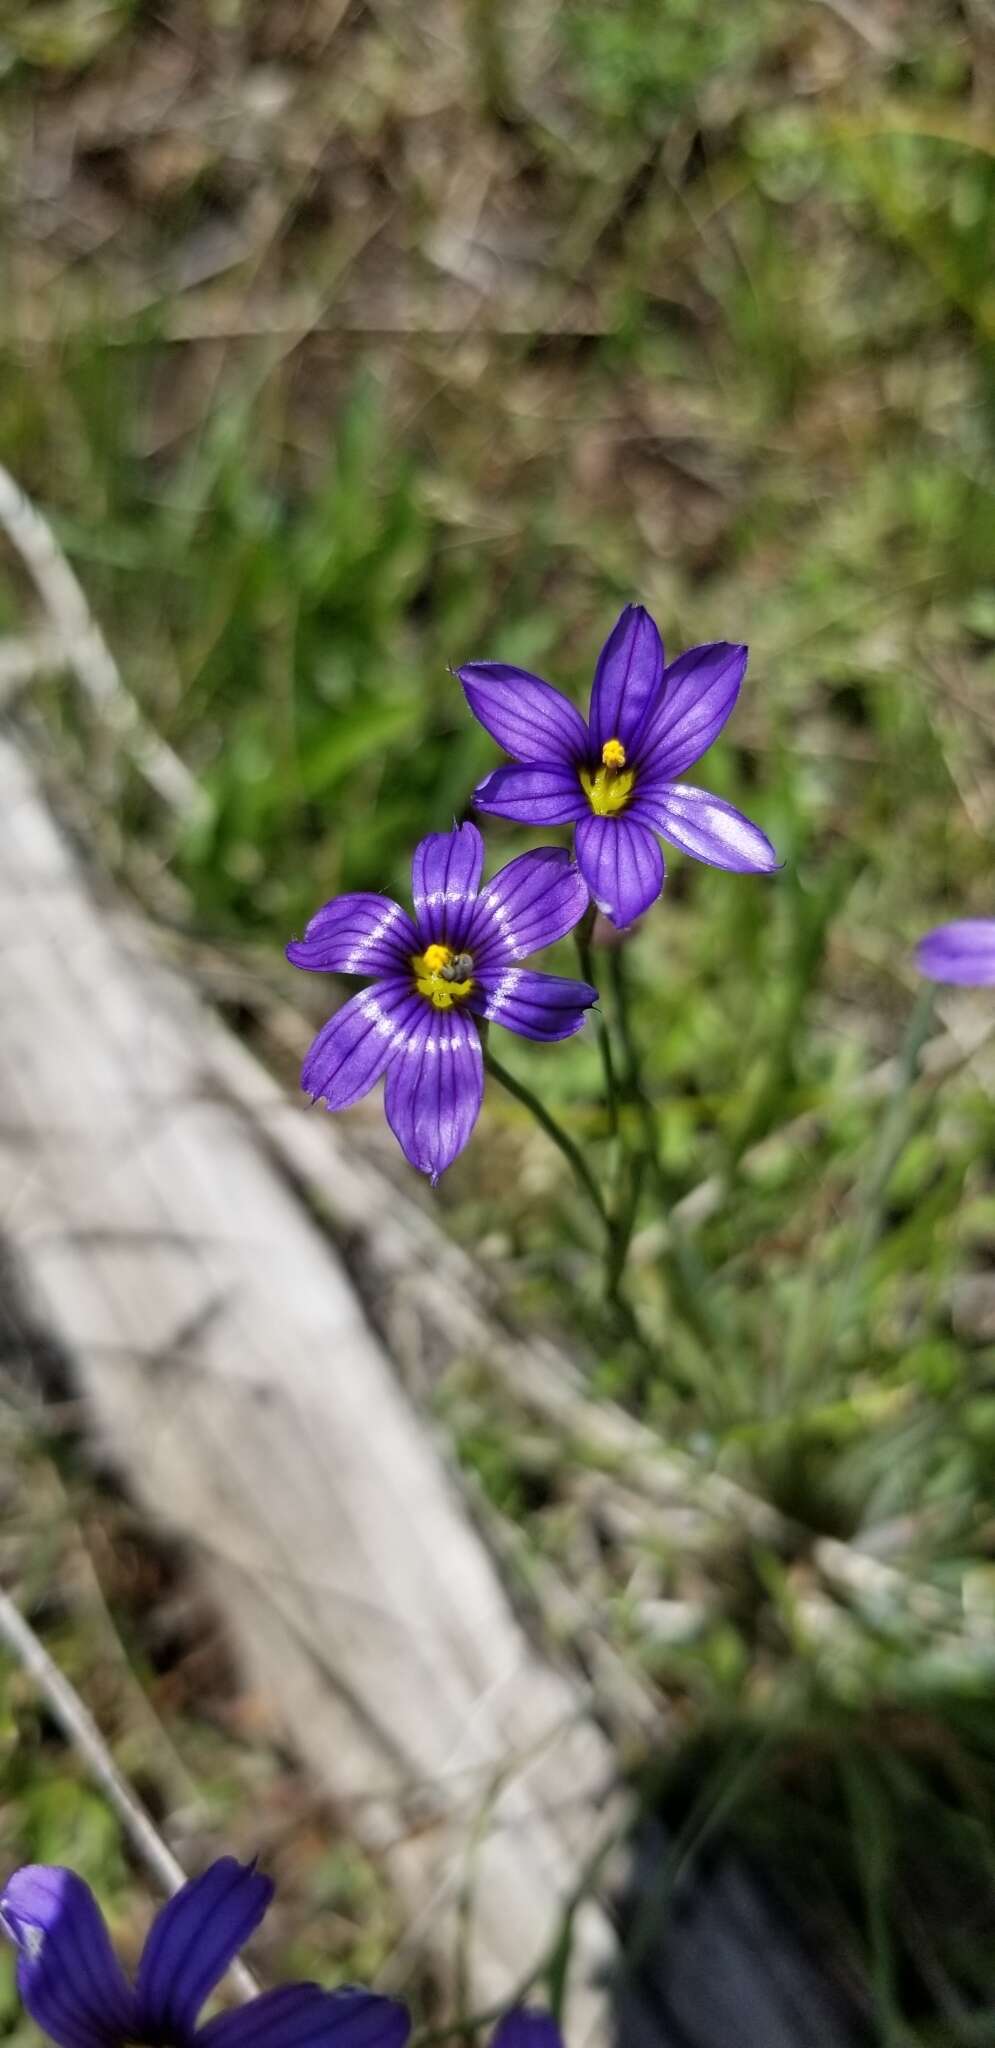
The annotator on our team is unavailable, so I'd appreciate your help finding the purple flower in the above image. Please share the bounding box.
[286,822,596,1181]
[492,2014,563,2048]
[916,919,995,987]
[457,603,779,927]
[0,1859,409,2048]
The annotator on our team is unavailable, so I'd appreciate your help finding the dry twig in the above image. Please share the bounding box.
[0,1581,259,2000]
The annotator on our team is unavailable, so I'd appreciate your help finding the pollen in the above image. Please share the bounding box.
[579,756,636,817]
[412,943,475,1009]
[601,737,627,769]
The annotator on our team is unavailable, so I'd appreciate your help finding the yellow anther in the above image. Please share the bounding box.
[601,738,627,769]
[579,763,636,818]
[411,943,475,1009]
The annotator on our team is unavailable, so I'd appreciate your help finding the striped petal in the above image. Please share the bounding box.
[200,1985,410,2048]
[473,763,588,826]
[384,1005,484,1182]
[287,895,418,978]
[635,642,747,780]
[411,823,484,950]
[574,814,665,927]
[136,1860,271,2043]
[456,662,589,765]
[633,782,778,873]
[301,981,422,1110]
[916,918,995,986]
[471,967,596,1041]
[588,605,665,755]
[467,848,589,966]
[0,1866,136,2048]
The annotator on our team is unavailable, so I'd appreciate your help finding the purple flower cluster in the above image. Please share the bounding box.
[0,1861,563,2048]
[288,602,777,1178]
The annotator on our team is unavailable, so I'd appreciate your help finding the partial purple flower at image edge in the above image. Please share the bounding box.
[915,918,995,987]
[0,1859,409,2048]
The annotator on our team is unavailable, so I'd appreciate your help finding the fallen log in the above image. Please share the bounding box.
[0,729,867,2045]
[0,733,620,2040]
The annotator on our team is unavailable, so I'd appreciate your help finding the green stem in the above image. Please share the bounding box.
[604,1147,646,1304]
[484,1048,608,1225]
[831,981,935,1344]
[485,1046,649,1357]
[608,944,719,1357]
[575,907,620,1144]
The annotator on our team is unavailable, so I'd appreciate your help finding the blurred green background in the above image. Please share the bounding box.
[2,1,995,2040]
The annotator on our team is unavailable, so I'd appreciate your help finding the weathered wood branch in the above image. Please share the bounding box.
[0,733,621,2040]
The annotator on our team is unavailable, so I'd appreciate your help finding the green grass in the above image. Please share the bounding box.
[2,0,995,2036]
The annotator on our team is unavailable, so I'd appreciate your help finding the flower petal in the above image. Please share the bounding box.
[588,604,665,755]
[287,895,418,978]
[471,967,597,1041]
[301,982,422,1110]
[411,822,484,950]
[200,1984,410,2048]
[0,1866,136,2048]
[916,918,995,986]
[456,663,589,766]
[633,782,778,873]
[467,848,590,966]
[574,814,665,927]
[491,2013,564,2048]
[384,1005,483,1182]
[135,1860,272,2043]
[635,641,747,779]
[473,763,587,826]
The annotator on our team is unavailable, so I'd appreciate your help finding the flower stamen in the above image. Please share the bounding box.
[412,943,475,1008]
[579,737,636,817]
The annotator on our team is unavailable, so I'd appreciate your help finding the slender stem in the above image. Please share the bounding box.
[574,907,620,1143]
[485,1048,608,1224]
[608,945,720,1357]
[831,982,935,1344]
[575,909,635,1312]
[606,945,662,1256]
[0,1585,260,1995]
[485,1047,650,1356]
[605,1148,645,1304]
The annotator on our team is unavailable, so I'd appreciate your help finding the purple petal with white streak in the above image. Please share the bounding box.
[473,763,588,826]
[588,604,665,754]
[471,967,596,1041]
[916,918,995,987]
[200,1984,411,2048]
[633,782,778,873]
[286,895,418,978]
[136,1859,271,2044]
[467,848,589,966]
[301,982,422,1109]
[384,1005,484,1181]
[457,663,589,766]
[411,823,484,950]
[491,2013,564,2048]
[634,641,747,780]
[574,814,665,927]
[0,1866,136,2048]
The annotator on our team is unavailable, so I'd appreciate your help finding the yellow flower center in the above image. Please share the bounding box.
[412,942,475,1008]
[579,737,635,817]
